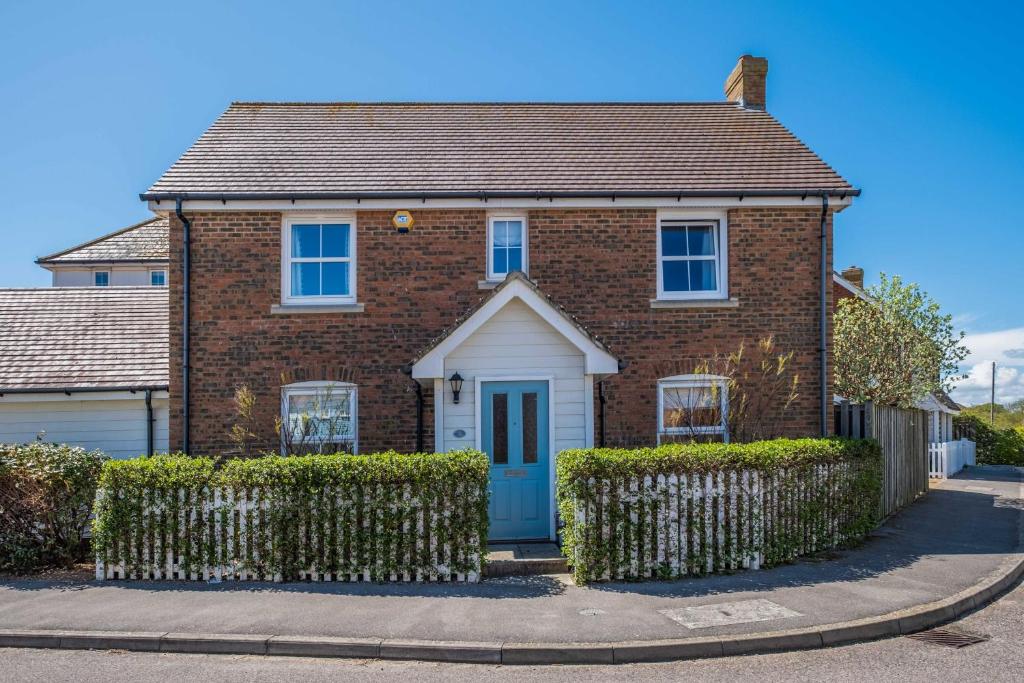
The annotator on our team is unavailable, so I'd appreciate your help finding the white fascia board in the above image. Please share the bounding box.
[0,390,169,404]
[150,195,853,213]
[411,279,618,379]
[833,272,872,302]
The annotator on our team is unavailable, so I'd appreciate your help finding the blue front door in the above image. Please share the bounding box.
[481,381,551,541]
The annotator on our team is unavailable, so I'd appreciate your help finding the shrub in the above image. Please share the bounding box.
[556,438,882,583]
[0,443,107,571]
[954,415,1024,466]
[92,450,489,582]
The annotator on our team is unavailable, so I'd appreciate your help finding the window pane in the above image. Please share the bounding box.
[288,389,353,441]
[507,247,522,273]
[493,248,508,275]
[291,262,320,296]
[662,385,721,431]
[493,221,508,247]
[492,393,508,464]
[687,226,715,256]
[94,272,109,286]
[322,262,349,295]
[292,225,321,258]
[662,260,690,292]
[321,224,349,258]
[506,221,523,247]
[522,392,537,464]
[689,260,717,291]
[661,226,687,256]
[150,271,166,286]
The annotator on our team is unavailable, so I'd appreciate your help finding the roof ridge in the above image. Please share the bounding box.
[229,100,742,107]
[35,215,165,264]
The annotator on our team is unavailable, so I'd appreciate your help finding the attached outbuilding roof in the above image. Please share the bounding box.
[36,215,169,265]
[143,102,856,199]
[411,271,619,379]
[0,288,168,391]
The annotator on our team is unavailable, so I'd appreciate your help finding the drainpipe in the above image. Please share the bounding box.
[598,381,607,447]
[401,366,425,452]
[144,388,154,456]
[819,193,829,437]
[175,198,191,454]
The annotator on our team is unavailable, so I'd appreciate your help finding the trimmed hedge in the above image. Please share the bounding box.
[556,438,882,583]
[954,415,1024,466]
[92,450,489,582]
[0,443,107,571]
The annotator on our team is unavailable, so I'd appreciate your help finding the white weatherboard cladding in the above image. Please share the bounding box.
[0,397,168,459]
[51,268,154,287]
[442,299,587,453]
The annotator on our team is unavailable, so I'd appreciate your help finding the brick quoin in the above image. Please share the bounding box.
[168,207,834,454]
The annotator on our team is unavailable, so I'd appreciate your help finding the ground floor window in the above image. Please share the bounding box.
[657,374,729,442]
[280,381,357,453]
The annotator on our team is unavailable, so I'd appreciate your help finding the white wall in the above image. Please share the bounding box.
[0,395,168,459]
[441,299,588,454]
[51,267,160,287]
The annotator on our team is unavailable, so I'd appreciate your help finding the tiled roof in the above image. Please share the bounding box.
[0,288,168,391]
[36,215,169,265]
[144,102,856,198]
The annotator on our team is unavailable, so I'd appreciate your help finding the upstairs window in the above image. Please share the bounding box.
[282,216,356,304]
[657,375,729,442]
[281,381,357,454]
[93,271,110,287]
[657,219,725,300]
[487,216,527,280]
[150,270,167,286]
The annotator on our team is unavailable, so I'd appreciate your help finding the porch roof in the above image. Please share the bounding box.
[410,272,619,379]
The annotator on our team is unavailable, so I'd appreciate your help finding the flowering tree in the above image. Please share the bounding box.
[834,273,968,408]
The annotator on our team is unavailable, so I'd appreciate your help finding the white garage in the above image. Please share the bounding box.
[0,287,168,458]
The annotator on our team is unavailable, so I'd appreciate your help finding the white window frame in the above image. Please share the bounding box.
[486,215,528,281]
[657,374,729,443]
[93,270,110,287]
[280,380,358,454]
[281,214,357,305]
[149,269,167,286]
[655,210,728,301]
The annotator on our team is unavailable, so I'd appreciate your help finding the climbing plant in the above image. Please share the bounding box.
[92,449,489,582]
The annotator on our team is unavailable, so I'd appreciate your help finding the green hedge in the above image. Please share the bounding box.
[556,438,882,583]
[0,443,107,571]
[92,450,489,582]
[954,415,1024,466]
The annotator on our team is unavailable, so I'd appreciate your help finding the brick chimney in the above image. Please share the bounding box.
[724,55,768,110]
[841,266,864,289]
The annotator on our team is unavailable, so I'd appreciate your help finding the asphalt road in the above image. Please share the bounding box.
[3,576,1022,682]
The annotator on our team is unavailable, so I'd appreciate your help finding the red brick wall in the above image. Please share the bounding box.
[168,207,833,453]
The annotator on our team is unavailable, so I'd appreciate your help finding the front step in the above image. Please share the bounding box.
[485,542,568,577]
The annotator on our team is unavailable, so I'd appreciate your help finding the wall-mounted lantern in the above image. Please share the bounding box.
[449,372,464,404]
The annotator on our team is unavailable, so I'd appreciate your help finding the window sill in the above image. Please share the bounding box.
[478,280,501,290]
[650,297,739,309]
[271,303,365,315]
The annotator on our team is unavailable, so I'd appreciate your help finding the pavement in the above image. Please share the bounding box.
[0,465,1020,664]
[7,577,1022,681]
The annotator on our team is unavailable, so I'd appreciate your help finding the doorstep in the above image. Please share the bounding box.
[485,542,568,577]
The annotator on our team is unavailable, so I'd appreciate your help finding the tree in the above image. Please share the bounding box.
[834,273,968,408]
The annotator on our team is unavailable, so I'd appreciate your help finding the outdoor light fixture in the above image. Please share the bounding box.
[449,372,464,404]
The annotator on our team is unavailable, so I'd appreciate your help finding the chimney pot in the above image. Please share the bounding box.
[841,266,865,289]
[724,55,768,110]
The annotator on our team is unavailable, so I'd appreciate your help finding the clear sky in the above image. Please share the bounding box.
[1,1,1021,405]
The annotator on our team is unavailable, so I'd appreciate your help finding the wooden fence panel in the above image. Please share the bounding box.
[834,401,928,518]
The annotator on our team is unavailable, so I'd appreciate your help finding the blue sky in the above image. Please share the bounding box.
[1,1,1021,404]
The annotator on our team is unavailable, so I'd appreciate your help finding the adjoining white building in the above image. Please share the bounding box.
[35,215,169,288]
[0,287,169,458]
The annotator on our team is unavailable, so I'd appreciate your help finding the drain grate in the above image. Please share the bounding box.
[906,627,989,648]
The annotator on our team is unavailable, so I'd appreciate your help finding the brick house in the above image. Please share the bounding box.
[143,55,857,541]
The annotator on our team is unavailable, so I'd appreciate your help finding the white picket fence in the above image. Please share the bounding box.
[564,459,877,582]
[928,439,977,479]
[94,484,484,583]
